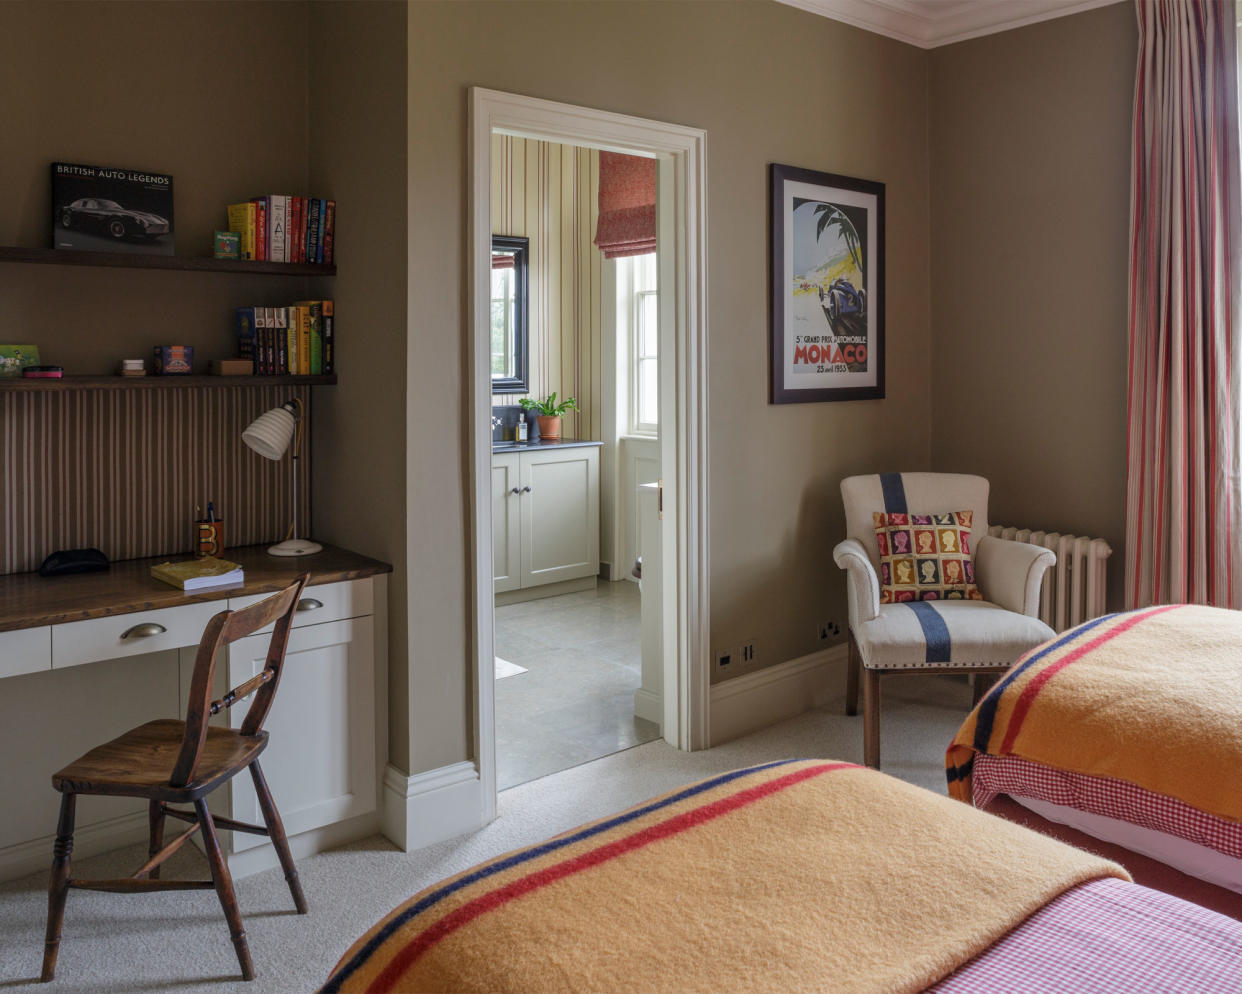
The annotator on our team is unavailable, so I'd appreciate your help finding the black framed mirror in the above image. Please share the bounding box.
[490,234,529,393]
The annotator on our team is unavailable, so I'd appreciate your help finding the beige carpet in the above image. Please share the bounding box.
[0,675,974,993]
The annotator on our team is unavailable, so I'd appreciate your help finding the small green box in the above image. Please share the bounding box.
[214,230,241,260]
[0,344,40,377]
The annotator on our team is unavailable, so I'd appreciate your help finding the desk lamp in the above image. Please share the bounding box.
[242,398,322,557]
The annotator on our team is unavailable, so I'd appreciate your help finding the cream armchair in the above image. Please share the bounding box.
[833,473,1055,768]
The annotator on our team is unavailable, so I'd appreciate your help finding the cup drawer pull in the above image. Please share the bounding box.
[297,598,324,612]
[121,622,167,640]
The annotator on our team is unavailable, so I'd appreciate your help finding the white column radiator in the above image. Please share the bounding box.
[987,526,1113,632]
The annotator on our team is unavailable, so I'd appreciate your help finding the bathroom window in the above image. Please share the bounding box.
[620,252,658,435]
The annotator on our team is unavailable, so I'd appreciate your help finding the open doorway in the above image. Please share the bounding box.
[488,136,662,789]
[469,88,709,824]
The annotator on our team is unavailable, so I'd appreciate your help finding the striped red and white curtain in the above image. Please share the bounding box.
[1126,0,1242,609]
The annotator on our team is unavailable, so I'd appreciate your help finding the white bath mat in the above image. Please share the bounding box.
[495,657,528,680]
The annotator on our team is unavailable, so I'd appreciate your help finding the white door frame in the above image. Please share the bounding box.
[468,88,709,822]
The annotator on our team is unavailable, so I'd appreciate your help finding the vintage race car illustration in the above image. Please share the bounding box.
[819,278,866,334]
[57,198,170,240]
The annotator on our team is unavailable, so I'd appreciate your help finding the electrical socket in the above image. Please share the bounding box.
[740,640,756,664]
[714,648,734,674]
[817,619,841,642]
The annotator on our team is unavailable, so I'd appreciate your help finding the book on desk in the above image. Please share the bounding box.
[150,556,244,591]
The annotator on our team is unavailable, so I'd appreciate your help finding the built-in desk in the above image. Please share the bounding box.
[0,545,391,882]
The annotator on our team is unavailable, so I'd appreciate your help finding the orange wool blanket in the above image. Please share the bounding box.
[319,760,1124,994]
[948,604,1242,825]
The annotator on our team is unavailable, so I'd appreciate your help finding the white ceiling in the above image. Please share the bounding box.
[776,0,1125,49]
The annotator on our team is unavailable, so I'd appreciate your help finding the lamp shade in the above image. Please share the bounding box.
[242,403,296,461]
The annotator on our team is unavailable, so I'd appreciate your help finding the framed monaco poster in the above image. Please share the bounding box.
[769,163,885,403]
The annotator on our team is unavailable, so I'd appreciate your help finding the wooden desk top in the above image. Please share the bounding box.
[0,544,392,633]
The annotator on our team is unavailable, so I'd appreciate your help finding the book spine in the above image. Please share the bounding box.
[323,200,335,266]
[275,306,288,374]
[226,204,254,260]
[235,305,256,360]
[252,306,265,373]
[298,305,312,375]
[316,198,327,264]
[322,300,334,375]
[307,198,320,264]
[307,301,323,375]
[286,306,297,376]
[289,197,302,264]
[252,198,267,261]
[269,194,287,263]
[266,312,277,375]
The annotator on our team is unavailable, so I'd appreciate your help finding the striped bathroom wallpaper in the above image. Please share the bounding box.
[491,134,604,440]
[0,385,312,575]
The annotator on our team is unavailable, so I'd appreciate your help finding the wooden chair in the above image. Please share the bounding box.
[41,574,311,983]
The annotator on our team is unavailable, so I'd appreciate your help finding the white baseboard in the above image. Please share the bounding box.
[633,687,662,725]
[381,761,486,851]
[0,809,148,884]
[709,643,847,746]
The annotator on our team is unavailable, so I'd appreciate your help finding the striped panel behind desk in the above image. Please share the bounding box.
[0,385,311,575]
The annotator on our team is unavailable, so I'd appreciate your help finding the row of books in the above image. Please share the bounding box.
[236,302,334,376]
[226,195,335,264]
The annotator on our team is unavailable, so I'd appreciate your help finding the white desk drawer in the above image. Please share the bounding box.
[0,627,52,678]
[52,602,220,670]
[227,578,372,632]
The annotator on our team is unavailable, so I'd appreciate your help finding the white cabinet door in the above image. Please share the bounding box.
[520,447,600,588]
[225,617,375,852]
[492,453,521,593]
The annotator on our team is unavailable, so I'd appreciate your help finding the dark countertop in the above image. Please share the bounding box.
[0,544,392,632]
[491,438,604,454]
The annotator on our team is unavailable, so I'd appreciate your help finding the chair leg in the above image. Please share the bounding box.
[972,673,997,707]
[195,799,255,981]
[249,761,307,914]
[147,800,166,880]
[41,792,76,983]
[845,633,860,716]
[862,668,881,770]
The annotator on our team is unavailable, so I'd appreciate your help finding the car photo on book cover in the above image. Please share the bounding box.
[51,162,173,255]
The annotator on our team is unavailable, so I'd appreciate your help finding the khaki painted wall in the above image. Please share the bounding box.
[0,1,314,374]
[407,0,932,768]
[928,2,1135,606]
[307,3,410,770]
[490,135,603,442]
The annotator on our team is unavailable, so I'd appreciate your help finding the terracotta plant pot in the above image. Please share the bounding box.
[536,415,562,441]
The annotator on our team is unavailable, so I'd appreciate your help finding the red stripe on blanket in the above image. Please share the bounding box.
[370,762,858,991]
[999,605,1182,756]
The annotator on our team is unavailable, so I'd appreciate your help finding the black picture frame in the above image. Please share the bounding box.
[769,163,885,404]
[490,234,529,394]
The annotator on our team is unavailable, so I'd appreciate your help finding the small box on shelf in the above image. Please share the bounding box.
[152,345,193,375]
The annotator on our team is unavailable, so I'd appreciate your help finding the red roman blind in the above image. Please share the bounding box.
[594,150,656,259]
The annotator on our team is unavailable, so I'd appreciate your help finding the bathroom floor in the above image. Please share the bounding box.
[494,580,660,790]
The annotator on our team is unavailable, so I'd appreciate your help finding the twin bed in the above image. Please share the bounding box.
[320,605,1242,993]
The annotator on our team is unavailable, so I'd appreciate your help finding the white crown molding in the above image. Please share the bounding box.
[777,0,1126,49]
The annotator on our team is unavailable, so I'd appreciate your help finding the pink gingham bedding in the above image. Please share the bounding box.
[931,877,1242,992]
[972,752,1242,861]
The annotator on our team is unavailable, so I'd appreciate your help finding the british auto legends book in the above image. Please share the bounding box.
[150,556,244,591]
[52,162,173,256]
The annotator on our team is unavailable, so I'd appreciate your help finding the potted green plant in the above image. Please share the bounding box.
[519,392,579,442]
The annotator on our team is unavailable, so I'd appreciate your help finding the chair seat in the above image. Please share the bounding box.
[854,600,1054,671]
[51,719,268,802]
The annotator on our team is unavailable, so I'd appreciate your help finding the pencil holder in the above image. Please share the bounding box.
[195,519,225,558]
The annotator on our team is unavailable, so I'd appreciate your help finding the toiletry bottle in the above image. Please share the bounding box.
[517,418,528,443]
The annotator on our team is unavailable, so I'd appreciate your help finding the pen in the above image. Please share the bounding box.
[207,501,215,523]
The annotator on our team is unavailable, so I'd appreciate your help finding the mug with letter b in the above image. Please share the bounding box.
[195,519,225,558]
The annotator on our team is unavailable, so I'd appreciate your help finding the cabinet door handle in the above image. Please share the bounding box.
[297,597,324,612]
[522,486,532,493]
[510,487,521,495]
[121,622,167,640]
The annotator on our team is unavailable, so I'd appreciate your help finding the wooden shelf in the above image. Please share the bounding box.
[0,374,336,391]
[0,245,335,276]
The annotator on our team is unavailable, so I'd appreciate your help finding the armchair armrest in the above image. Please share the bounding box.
[833,539,880,624]
[974,534,1054,618]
